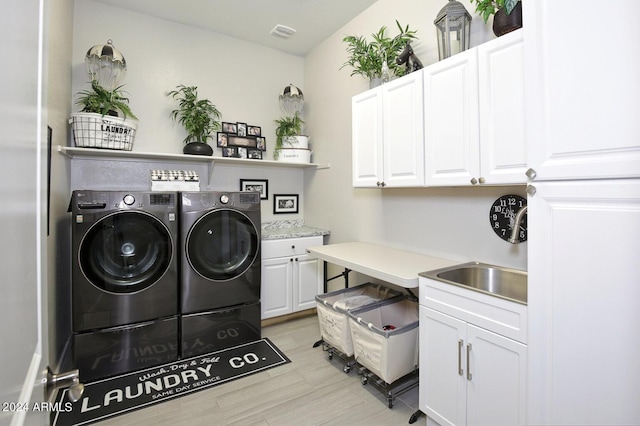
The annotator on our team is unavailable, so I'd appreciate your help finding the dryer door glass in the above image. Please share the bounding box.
[187,209,259,281]
[79,211,173,293]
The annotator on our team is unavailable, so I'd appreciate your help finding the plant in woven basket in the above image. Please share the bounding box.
[75,80,137,119]
[168,84,222,144]
[341,21,418,81]
[274,113,304,160]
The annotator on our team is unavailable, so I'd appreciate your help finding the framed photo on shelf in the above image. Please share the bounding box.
[222,122,237,134]
[248,149,262,160]
[237,122,247,137]
[273,194,299,214]
[247,125,261,137]
[217,132,228,147]
[222,147,238,158]
[256,137,266,151]
[240,179,268,199]
[228,135,257,148]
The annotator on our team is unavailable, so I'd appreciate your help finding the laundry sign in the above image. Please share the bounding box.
[51,338,290,426]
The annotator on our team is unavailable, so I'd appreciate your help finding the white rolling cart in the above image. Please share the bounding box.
[306,242,456,416]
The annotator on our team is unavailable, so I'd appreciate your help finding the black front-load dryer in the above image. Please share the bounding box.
[71,190,179,332]
[180,191,261,314]
[179,191,261,357]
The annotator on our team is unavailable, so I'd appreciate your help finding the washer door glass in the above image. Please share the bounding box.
[79,211,173,293]
[187,209,259,281]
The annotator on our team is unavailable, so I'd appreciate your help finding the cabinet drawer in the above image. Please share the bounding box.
[419,276,527,344]
[262,236,323,259]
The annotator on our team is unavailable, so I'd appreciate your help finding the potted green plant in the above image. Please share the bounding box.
[70,80,138,150]
[274,113,309,162]
[75,80,137,119]
[341,20,418,87]
[469,0,522,36]
[168,84,222,156]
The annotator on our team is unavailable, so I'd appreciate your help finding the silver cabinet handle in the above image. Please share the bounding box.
[458,340,464,376]
[466,343,472,381]
[526,168,537,180]
[470,177,478,185]
[526,185,537,196]
[478,177,486,184]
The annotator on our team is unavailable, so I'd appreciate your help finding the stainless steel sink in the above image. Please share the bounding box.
[421,262,527,304]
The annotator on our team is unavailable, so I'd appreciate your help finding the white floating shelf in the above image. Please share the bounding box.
[57,146,330,169]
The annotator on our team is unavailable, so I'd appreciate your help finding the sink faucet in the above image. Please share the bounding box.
[508,205,528,244]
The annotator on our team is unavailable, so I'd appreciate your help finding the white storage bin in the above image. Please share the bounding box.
[348,297,419,384]
[316,283,402,357]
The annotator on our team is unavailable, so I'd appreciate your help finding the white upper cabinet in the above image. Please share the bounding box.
[352,71,424,188]
[477,30,527,184]
[424,48,480,186]
[352,88,384,187]
[524,2,640,181]
[424,30,526,186]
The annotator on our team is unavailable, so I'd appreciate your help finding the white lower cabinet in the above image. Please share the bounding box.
[419,277,527,426]
[261,236,323,319]
[420,306,526,426]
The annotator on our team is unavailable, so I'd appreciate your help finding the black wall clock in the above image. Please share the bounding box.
[489,195,527,243]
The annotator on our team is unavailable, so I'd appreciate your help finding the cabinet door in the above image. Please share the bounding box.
[420,306,467,426]
[466,324,526,426]
[261,257,293,319]
[527,180,640,425]
[382,72,425,187]
[292,254,322,312]
[352,87,383,187]
[524,1,640,180]
[478,30,527,185]
[424,48,480,186]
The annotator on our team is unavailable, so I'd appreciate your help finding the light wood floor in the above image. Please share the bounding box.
[96,314,420,425]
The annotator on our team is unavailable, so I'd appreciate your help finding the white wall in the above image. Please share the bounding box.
[303,0,527,276]
[71,0,307,222]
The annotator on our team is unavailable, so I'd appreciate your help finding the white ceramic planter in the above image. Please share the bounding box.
[278,148,311,163]
[282,135,309,149]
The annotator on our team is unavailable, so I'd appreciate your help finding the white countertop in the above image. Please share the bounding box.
[306,242,458,288]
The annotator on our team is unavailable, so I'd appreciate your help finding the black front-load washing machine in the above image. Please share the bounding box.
[179,191,261,357]
[70,190,179,381]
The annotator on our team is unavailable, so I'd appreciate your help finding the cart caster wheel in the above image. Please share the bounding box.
[409,410,424,424]
[361,376,368,385]
[343,365,351,373]
[388,399,393,409]
[328,352,333,360]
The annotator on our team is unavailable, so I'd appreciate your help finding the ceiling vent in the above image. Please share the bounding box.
[270,24,297,39]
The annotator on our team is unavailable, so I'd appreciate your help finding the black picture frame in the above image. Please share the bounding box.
[273,194,299,214]
[222,122,237,134]
[217,132,229,147]
[247,125,261,137]
[240,179,269,199]
[228,135,257,148]
[248,149,263,160]
[237,122,247,137]
[256,137,266,151]
[237,147,248,159]
[222,147,238,158]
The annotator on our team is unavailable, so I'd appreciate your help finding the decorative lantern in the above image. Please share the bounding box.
[279,84,304,118]
[85,39,127,90]
[434,0,472,60]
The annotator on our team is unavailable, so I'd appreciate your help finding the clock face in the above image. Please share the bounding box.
[489,195,527,243]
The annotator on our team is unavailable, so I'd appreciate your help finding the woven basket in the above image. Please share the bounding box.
[69,112,138,151]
